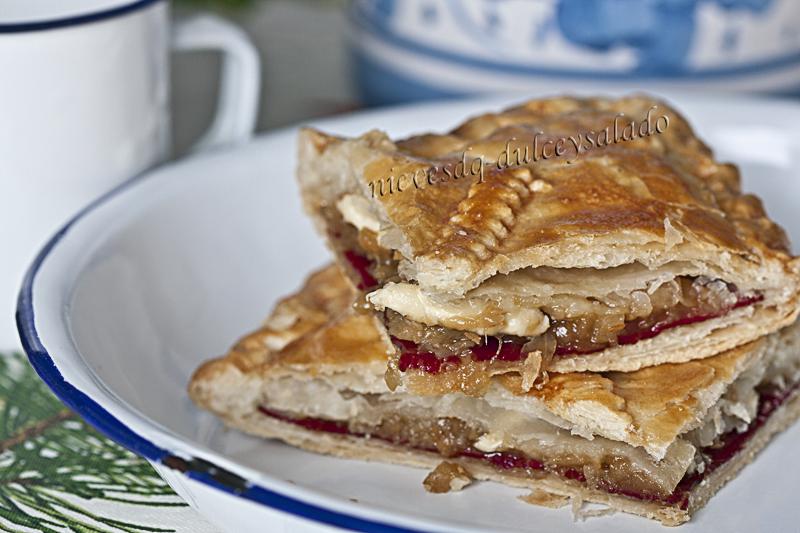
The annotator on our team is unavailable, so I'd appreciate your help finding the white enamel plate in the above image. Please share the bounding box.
[17,93,800,533]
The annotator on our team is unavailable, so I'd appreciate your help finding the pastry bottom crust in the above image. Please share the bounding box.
[208,388,800,527]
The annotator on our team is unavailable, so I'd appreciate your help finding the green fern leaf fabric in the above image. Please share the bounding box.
[0,354,216,533]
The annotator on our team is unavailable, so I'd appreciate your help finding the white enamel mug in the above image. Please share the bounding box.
[0,0,261,347]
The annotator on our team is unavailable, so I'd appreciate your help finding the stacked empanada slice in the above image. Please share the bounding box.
[190,96,800,525]
[190,264,800,525]
[297,96,799,391]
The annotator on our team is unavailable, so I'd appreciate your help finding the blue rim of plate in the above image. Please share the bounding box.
[15,168,426,533]
[0,0,161,33]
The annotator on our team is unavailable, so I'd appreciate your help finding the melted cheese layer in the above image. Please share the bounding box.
[368,282,550,336]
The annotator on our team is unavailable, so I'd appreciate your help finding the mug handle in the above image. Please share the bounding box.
[172,15,261,152]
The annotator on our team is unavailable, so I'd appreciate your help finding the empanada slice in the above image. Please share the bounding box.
[296,95,800,389]
[189,265,800,526]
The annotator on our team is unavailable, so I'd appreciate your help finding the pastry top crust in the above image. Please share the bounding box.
[298,95,797,296]
[190,264,387,382]
[190,264,797,459]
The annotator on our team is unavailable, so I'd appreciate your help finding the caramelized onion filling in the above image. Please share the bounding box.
[333,225,763,374]
[385,280,762,375]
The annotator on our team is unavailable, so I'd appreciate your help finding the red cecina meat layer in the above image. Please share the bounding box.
[259,380,799,511]
[343,251,378,291]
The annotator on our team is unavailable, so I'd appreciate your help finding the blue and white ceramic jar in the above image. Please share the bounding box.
[349,0,800,105]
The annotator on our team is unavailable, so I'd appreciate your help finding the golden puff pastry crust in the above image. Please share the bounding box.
[189,265,392,411]
[297,95,798,296]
